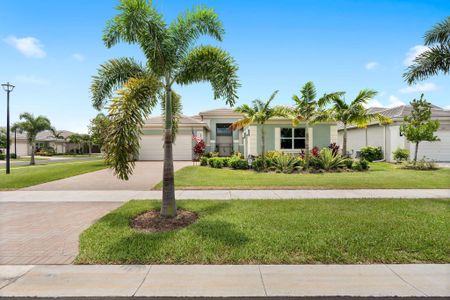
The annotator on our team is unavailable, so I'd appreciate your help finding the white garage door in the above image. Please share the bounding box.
[410,129,450,162]
[139,134,192,160]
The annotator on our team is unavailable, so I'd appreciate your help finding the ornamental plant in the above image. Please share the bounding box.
[192,136,206,160]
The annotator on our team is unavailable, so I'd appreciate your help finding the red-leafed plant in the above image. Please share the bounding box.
[328,143,340,156]
[311,146,320,157]
[192,136,206,160]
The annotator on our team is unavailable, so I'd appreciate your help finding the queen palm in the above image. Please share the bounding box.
[289,82,343,159]
[91,0,239,217]
[404,17,450,84]
[11,113,52,165]
[327,90,392,156]
[231,90,287,168]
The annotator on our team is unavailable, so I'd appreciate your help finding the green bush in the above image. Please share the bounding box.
[208,157,224,168]
[229,156,248,169]
[251,157,273,172]
[10,153,17,159]
[265,150,283,159]
[393,148,409,162]
[272,154,302,174]
[200,156,209,166]
[308,148,349,171]
[402,158,438,170]
[360,146,383,162]
[353,159,369,171]
[344,159,353,169]
[205,151,219,158]
[0,154,5,160]
[222,157,230,167]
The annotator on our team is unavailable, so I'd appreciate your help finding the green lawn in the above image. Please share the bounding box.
[76,199,449,264]
[155,162,450,189]
[0,160,107,190]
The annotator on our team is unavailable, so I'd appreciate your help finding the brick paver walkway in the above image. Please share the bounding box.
[0,202,120,264]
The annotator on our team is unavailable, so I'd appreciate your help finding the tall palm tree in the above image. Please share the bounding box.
[80,134,93,155]
[90,0,239,217]
[67,134,83,154]
[327,90,392,156]
[231,90,287,168]
[404,17,450,84]
[11,113,52,165]
[289,82,344,159]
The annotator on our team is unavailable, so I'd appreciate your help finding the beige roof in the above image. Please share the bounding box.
[144,115,208,128]
[1,128,75,141]
[198,107,244,117]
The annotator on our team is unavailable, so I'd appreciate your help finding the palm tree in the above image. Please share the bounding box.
[50,127,65,140]
[11,113,52,165]
[67,134,83,154]
[289,82,343,160]
[327,90,392,156]
[231,90,287,168]
[80,134,93,155]
[404,17,450,84]
[90,0,239,217]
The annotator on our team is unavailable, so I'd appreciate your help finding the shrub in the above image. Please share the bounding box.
[272,154,302,174]
[252,157,274,172]
[0,154,4,160]
[344,159,353,169]
[205,151,219,158]
[328,143,340,156]
[200,156,209,166]
[229,155,248,169]
[222,157,230,167]
[393,148,409,163]
[232,152,244,159]
[10,153,17,159]
[35,151,53,156]
[360,146,383,162]
[308,148,349,171]
[192,137,206,159]
[265,150,283,159]
[402,158,438,170]
[208,157,224,168]
[353,159,369,171]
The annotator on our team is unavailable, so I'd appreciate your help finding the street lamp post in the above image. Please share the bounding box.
[2,82,15,174]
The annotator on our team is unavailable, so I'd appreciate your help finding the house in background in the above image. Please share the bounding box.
[3,129,79,156]
[139,108,338,160]
[338,105,450,162]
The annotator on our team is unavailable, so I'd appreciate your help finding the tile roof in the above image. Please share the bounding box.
[144,115,207,127]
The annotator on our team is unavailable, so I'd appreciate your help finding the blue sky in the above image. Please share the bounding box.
[1,0,449,133]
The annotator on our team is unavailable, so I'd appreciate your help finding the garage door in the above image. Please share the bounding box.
[139,134,193,160]
[410,129,450,162]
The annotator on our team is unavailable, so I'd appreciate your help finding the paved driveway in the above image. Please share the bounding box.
[22,161,192,191]
[0,202,121,264]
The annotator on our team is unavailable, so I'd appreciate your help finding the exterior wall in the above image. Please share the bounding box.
[9,140,30,156]
[338,125,385,158]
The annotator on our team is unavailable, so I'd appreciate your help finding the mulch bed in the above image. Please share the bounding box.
[130,209,198,233]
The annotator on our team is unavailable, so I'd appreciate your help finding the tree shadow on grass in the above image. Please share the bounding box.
[189,219,249,247]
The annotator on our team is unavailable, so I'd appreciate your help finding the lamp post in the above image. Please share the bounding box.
[2,82,15,174]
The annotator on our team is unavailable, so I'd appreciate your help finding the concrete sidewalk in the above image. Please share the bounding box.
[0,264,448,297]
[1,189,449,202]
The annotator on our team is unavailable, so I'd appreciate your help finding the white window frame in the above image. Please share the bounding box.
[280,128,306,150]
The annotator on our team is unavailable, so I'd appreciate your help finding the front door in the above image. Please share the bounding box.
[216,123,233,156]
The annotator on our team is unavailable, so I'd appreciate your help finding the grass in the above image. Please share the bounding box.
[0,160,107,190]
[155,162,450,189]
[76,198,450,264]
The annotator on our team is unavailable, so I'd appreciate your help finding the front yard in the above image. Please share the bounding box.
[0,160,107,190]
[76,199,449,264]
[156,162,450,189]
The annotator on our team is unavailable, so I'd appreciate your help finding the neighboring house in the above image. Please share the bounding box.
[2,129,78,156]
[337,105,450,162]
[139,108,338,160]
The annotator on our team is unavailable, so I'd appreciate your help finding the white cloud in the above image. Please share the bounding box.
[388,95,405,108]
[399,82,438,94]
[72,53,85,62]
[4,35,46,58]
[404,45,429,66]
[364,99,384,108]
[444,105,450,110]
[365,61,378,70]
[15,75,49,85]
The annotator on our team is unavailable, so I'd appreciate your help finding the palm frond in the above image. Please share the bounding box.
[424,16,450,45]
[351,89,378,106]
[403,45,450,84]
[230,117,252,130]
[176,45,240,106]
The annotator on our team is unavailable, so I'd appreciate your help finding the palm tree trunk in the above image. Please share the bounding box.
[342,124,348,157]
[414,142,419,163]
[30,144,35,165]
[261,124,266,169]
[304,123,309,160]
[88,143,92,156]
[161,86,176,218]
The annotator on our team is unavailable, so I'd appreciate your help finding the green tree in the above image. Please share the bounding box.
[0,128,7,149]
[88,113,110,151]
[327,90,392,156]
[91,0,239,217]
[400,94,440,162]
[80,134,93,155]
[11,113,52,165]
[67,134,83,154]
[404,17,450,84]
[289,82,343,159]
[231,91,288,168]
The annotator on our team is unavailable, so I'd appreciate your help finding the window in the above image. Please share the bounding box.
[216,123,232,136]
[280,128,306,149]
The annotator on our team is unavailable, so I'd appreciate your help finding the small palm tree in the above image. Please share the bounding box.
[91,0,239,217]
[231,90,288,168]
[67,134,83,154]
[327,90,392,156]
[11,113,52,165]
[50,127,65,140]
[404,17,450,84]
[289,82,344,159]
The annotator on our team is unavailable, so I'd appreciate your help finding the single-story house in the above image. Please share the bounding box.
[337,105,450,162]
[139,108,338,160]
[2,129,79,156]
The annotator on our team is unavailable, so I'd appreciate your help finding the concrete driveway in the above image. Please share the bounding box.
[22,161,192,191]
[0,202,121,264]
